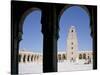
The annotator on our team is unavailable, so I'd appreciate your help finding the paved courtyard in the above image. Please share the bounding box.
[19,60,93,74]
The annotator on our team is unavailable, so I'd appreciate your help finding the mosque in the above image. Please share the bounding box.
[19,26,93,64]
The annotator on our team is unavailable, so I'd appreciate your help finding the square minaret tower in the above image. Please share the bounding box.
[67,26,78,62]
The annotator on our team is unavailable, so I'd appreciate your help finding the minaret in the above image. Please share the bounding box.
[67,26,78,62]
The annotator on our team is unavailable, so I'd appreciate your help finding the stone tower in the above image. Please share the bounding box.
[67,26,78,62]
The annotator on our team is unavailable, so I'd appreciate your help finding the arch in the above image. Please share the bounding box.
[19,8,42,47]
[23,54,26,63]
[19,8,42,33]
[83,53,86,59]
[58,5,90,22]
[88,55,90,59]
[79,54,82,59]
[31,55,34,62]
[27,55,30,62]
[19,8,43,63]
[58,5,91,47]
[34,55,37,61]
[58,5,91,62]
[62,54,66,60]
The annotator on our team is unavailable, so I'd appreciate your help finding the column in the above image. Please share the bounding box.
[41,5,59,72]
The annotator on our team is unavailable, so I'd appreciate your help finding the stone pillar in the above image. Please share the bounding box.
[25,55,27,63]
[11,18,22,74]
[91,7,97,69]
[87,6,97,69]
[11,2,23,74]
[41,5,58,72]
[21,54,23,63]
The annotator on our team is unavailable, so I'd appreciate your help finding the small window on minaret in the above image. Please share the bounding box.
[71,47,73,49]
[71,42,73,45]
[71,30,73,32]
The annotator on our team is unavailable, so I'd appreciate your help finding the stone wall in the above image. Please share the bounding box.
[19,50,93,63]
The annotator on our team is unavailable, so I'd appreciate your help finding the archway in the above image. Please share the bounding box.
[18,8,43,73]
[58,6,91,55]
[79,54,82,59]
[31,55,34,62]
[23,54,26,63]
[58,5,92,71]
[62,54,66,60]
[83,53,86,59]
[27,55,30,62]
[19,9,42,53]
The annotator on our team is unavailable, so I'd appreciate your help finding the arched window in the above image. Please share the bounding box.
[27,55,30,62]
[88,56,90,59]
[62,54,66,60]
[23,54,26,63]
[34,55,36,61]
[79,54,82,59]
[83,53,86,59]
[31,55,34,62]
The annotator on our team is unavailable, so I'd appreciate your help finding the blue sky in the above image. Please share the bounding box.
[19,10,43,52]
[19,6,92,52]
